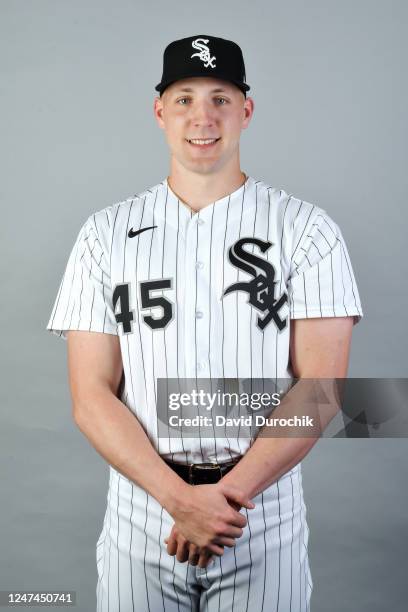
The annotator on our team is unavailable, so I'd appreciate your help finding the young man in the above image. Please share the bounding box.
[46,35,363,611]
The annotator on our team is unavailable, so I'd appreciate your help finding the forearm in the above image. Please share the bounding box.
[222,378,341,498]
[73,389,189,514]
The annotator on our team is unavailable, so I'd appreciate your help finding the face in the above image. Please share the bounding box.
[154,77,254,175]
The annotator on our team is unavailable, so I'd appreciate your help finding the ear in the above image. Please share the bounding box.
[242,96,254,129]
[154,96,165,129]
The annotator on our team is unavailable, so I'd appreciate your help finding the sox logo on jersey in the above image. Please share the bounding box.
[223,237,288,331]
[191,37,216,68]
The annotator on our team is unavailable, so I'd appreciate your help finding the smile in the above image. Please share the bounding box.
[186,137,221,147]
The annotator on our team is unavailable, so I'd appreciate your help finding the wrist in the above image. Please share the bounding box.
[159,474,192,517]
[221,469,255,500]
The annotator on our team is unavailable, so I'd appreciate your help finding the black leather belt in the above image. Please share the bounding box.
[164,458,241,485]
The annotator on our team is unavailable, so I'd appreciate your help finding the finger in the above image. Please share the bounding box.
[166,531,179,556]
[226,510,248,529]
[213,536,236,547]
[228,501,242,511]
[188,544,200,566]
[176,537,189,563]
[167,538,178,556]
[220,484,256,510]
[198,550,215,569]
[219,525,244,539]
[206,543,226,556]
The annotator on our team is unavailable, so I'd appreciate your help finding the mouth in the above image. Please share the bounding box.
[186,137,221,149]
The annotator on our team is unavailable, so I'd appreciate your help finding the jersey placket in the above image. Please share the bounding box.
[184,207,220,461]
[183,210,208,379]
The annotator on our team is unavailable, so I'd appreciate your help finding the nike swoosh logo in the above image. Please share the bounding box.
[128,225,157,238]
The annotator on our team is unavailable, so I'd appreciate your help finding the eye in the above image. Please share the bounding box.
[177,97,190,105]
[215,97,228,105]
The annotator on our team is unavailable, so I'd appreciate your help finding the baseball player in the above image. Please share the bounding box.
[46,35,363,611]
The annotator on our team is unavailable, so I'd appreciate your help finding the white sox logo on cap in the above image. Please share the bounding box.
[190,38,216,68]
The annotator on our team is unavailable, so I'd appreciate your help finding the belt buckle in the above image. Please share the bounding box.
[188,462,222,485]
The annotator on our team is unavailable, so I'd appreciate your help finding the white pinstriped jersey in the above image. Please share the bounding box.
[46,175,363,464]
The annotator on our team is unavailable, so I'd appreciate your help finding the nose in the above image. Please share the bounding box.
[191,100,216,127]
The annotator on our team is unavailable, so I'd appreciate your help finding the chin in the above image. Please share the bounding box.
[188,160,222,174]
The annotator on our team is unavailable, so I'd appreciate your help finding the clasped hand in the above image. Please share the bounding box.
[164,481,255,568]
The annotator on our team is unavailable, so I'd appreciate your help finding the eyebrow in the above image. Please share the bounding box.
[173,87,230,94]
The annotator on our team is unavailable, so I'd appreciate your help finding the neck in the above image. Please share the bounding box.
[167,162,247,212]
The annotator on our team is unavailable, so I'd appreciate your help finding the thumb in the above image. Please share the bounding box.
[220,483,255,509]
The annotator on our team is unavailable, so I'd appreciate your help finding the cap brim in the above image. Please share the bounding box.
[155,73,250,94]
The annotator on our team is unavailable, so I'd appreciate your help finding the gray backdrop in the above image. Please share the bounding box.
[1,0,407,610]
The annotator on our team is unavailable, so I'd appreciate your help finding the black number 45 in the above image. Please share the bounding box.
[113,279,173,333]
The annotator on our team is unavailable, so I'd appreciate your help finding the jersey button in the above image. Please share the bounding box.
[195,261,204,269]
[197,218,205,225]
[195,310,204,319]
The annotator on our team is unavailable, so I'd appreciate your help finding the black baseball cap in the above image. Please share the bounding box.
[155,35,250,96]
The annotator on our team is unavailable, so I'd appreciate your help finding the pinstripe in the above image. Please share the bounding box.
[276,479,282,612]
[261,189,271,381]
[142,492,151,612]
[128,474,135,612]
[249,184,258,383]
[74,234,89,326]
[330,252,336,315]
[116,477,121,612]
[244,506,253,612]
[260,491,267,611]
[339,238,349,314]
[235,181,246,378]
[208,203,215,381]
[120,205,136,612]
[109,205,120,281]
[194,213,199,381]
[234,181,246,457]
[303,275,308,317]
[122,201,137,418]
[161,185,174,464]
[298,473,302,612]
[293,200,303,230]
[129,198,148,424]
[171,555,181,612]
[317,261,323,316]
[221,196,231,379]
[194,211,204,457]
[175,199,189,464]
[220,196,234,461]
[292,206,315,257]
[157,507,166,611]
[339,240,362,315]
[106,471,116,612]
[248,185,258,449]
[176,200,180,380]
[315,225,335,249]
[148,190,159,437]
[88,250,103,330]
[277,195,291,381]
[185,563,194,611]
[289,473,294,611]
[97,476,109,611]
[144,191,166,611]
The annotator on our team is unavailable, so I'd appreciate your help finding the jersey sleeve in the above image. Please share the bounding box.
[45,214,118,340]
[287,206,363,324]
